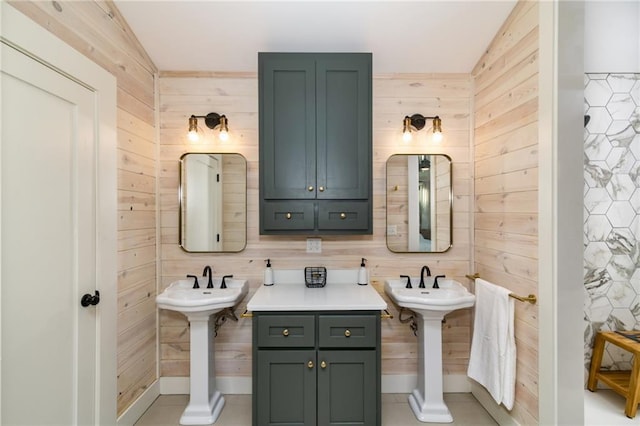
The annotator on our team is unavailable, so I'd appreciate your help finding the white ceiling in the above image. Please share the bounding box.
[114,1,517,74]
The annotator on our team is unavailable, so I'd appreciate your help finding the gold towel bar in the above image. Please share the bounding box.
[465,273,537,305]
[240,309,253,318]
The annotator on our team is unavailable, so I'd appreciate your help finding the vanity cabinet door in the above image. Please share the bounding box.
[317,350,378,426]
[256,350,317,426]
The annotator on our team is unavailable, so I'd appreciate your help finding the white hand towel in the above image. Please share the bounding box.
[467,278,516,410]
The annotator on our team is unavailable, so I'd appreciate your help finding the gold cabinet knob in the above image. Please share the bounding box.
[307,360,314,369]
[340,213,346,220]
[286,213,292,220]
[282,329,289,337]
[344,329,351,337]
[308,186,314,191]
[319,186,325,192]
[320,361,327,369]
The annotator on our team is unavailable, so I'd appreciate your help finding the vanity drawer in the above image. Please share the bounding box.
[317,201,370,231]
[257,315,316,348]
[318,315,377,348]
[262,201,315,231]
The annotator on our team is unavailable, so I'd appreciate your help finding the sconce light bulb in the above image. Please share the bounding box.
[431,116,443,142]
[218,115,229,141]
[187,115,199,142]
[402,116,413,143]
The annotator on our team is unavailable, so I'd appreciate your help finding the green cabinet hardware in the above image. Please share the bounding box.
[253,311,381,426]
[259,53,372,234]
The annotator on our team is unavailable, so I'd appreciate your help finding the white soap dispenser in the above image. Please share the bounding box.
[264,258,274,286]
[357,258,368,285]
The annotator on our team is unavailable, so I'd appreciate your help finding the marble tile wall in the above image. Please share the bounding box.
[584,73,640,374]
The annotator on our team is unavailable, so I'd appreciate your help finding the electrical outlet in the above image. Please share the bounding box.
[387,225,397,236]
[306,238,322,253]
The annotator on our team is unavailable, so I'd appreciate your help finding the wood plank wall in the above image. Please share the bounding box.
[8,1,159,416]
[386,155,410,252]
[471,1,539,424]
[158,72,473,380]
[436,155,452,252]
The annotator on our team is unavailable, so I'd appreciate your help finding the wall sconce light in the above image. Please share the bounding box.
[187,112,229,142]
[402,114,443,143]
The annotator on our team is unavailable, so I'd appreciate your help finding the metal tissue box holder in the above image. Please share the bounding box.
[305,267,327,288]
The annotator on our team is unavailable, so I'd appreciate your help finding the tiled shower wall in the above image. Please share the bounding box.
[584,73,640,374]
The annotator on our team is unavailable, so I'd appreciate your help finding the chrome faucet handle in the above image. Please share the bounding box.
[400,275,412,289]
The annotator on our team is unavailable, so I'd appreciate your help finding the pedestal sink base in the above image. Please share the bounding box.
[180,391,225,425]
[411,313,453,423]
[408,389,453,423]
[179,312,224,425]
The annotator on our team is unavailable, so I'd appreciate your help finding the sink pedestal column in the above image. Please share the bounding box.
[180,312,225,425]
[408,311,453,423]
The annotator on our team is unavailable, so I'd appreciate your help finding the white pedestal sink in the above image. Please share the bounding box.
[385,277,475,423]
[156,277,248,425]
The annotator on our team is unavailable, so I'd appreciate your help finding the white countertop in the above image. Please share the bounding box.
[247,269,387,311]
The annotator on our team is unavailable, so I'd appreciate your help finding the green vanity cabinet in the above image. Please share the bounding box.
[253,311,381,426]
[259,52,372,234]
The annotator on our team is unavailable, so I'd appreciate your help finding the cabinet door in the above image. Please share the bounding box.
[259,53,317,200]
[317,350,377,425]
[316,54,371,200]
[256,350,317,426]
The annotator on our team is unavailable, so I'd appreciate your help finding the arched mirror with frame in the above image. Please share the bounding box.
[179,153,247,252]
[386,154,452,253]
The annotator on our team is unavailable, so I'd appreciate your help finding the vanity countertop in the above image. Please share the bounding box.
[247,269,387,311]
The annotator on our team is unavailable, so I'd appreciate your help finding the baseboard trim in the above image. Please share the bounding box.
[382,374,471,393]
[470,381,519,426]
[158,374,471,395]
[117,380,160,426]
[160,376,253,394]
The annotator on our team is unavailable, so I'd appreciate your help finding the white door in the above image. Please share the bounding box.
[1,5,117,425]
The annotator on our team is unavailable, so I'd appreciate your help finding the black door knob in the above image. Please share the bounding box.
[81,290,100,307]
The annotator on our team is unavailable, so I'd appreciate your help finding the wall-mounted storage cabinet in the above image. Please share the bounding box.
[259,52,372,234]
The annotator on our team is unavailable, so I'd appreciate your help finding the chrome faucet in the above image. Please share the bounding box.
[419,265,431,288]
[203,265,214,289]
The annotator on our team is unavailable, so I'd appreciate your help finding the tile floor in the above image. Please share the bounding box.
[584,389,640,426]
[134,393,497,426]
[135,390,640,425]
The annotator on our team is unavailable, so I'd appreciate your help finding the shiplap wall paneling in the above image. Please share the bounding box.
[472,1,539,424]
[8,1,160,416]
[158,73,473,379]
